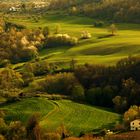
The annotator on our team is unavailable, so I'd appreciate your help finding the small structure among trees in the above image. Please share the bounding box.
[9,6,21,12]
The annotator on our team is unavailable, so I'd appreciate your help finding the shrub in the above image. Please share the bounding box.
[86,87,102,105]
[108,24,117,35]
[22,72,34,86]
[44,73,79,95]
[81,31,91,39]
[47,95,62,100]
[28,80,45,92]
[101,86,116,107]
[71,85,85,100]
[0,68,24,89]
[7,121,26,139]
[0,118,8,134]
[20,46,38,62]
[113,124,126,132]
[0,110,5,118]
[0,59,10,68]
[47,34,78,47]
[6,97,21,103]
[55,24,61,34]
[43,26,50,37]
[26,114,41,140]
[93,21,104,27]
[24,60,51,76]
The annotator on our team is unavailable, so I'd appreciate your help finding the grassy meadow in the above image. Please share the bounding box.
[9,13,140,65]
[1,98,121,135]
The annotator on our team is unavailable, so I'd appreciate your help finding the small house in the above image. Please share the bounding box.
[130,119,140,131]
[9,7,17,12]
[9,7,21,12]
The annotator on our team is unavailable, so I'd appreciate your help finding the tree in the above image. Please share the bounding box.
[112,96,127,113]
[101,86,116,107]
[70,6,77,15]
[35,73,79,95]
[108,24,117,35]
[121,78,140,106]
[43,26,50,37]
[21,3,26,11]
[71,84,85,100]
[22,72,34,86]
[124,105,139,126]
[0,118,7,134]
[55,24,61,34]
[70,58,76,71]
[57,123,70,139]
[86,87,102,105]
[0,67,24,90]
[7,121,26,140]
[26,114,41,140]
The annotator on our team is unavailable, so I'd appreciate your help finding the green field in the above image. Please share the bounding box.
[9,13,140,65]
[1,98,121,135]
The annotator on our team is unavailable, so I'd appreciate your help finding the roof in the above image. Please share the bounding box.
[131,119,140,123]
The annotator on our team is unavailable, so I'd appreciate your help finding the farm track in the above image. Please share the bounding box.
[40,100,60,123]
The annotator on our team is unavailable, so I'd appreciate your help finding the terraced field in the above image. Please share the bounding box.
[9,13,140,65]
[1,98,121,135]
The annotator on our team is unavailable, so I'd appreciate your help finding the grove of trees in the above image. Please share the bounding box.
[0,19,78,66]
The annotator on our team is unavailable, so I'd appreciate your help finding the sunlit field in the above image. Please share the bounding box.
[9,13,140,65]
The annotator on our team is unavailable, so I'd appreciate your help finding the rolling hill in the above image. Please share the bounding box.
[0,98,121,135]
[0,0,140,139]
[9,13,140,66]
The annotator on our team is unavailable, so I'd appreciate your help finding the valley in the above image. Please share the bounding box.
[0,0,140,139]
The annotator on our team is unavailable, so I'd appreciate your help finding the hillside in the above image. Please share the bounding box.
[0,98,121,135]
[48,0,140,23]
[9,13,140,65]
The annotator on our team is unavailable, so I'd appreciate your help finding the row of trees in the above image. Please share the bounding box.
[48,0,140,23]
[80,0,140,23]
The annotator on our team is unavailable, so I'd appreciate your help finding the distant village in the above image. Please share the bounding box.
[9,1,49,12]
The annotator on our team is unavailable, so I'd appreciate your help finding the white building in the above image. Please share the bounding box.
[9,7,17,12]
[130,119,140,131]
[9,7,21,12]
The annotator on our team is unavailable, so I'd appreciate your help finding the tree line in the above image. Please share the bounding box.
[49,0,140,23]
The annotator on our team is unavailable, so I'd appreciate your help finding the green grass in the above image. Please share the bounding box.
[0,98,121,135]
[1,98,54,123]
[0,97,6,103]
[9,13,140,65]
